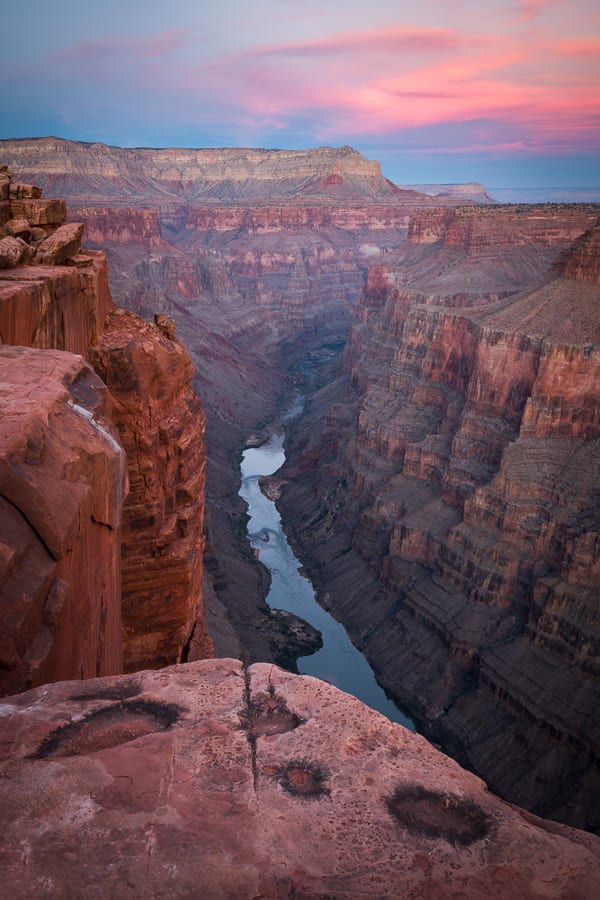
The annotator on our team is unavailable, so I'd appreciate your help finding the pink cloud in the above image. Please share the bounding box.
[35,10,598,159]
[257,25,460,58]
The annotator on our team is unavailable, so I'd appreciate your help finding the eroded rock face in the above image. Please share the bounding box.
[278,224,600,832]
[552,219,600,285]
[0,347,125,696]
[0,167,212,683]
[89,310,213,671]
[0,250,113,353]
[0,659,598,898]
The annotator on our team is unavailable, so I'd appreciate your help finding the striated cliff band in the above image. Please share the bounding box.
[278,213,600,833]
[0,166,212,695]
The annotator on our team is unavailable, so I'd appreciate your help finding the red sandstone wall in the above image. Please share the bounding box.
[90,310,213,671]
[0,347,125,695]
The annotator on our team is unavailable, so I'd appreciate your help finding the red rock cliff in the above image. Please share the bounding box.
[0,347,125,695]
[0,166,212,691]
[278,214,600,832]
[90,311,213,671]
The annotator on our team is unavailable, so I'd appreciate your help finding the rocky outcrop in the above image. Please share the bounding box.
[0,166,212,688]
[400,181,496,203]
[0,248,113,353]
[90,311,213,671]
[552,219,600,284]
[278,221,600,832]
[1,659,599,899]
[0,347,125,696]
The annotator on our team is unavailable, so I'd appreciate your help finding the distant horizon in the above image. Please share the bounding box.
[2,1,598,193]
[3,133,599,201]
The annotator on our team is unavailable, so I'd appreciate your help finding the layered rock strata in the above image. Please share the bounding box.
[0,167,212,688]
[0,138,420,202]
[279,220,600,832]
[0,347,125,696]
[90,311,213,671]
[0,659,599,899]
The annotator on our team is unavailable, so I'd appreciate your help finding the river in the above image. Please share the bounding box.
[239,424,415,729]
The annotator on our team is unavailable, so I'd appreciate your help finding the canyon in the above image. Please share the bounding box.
[0,138,599,889]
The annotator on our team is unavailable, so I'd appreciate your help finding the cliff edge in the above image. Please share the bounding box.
[0,166,212,694]
[0,659,598,899]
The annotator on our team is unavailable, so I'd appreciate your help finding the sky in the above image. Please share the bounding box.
[2,0,599,190]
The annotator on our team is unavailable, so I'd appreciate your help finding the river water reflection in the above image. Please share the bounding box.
[240,430,415,729]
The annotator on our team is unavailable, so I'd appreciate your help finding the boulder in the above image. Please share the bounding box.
[0,235,30,269]
[8,197,66,227]
[33,222,84,265]
[4,217,31,241]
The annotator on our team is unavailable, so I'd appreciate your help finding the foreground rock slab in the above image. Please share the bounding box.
[0,660,598,899]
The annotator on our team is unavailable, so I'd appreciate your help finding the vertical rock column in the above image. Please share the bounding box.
[90,310,213,671]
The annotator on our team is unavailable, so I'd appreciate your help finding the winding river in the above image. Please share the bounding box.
[239,420,415,729]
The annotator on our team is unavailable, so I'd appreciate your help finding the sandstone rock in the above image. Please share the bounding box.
[33,221,84,265]
[0,346,125,696]
[0,235,30,269]
[8,197,66,227]
[89,310,213,672]
[0,249,114,354]
[3,217,31,241]
[154,311,176,339]
[9,181,42,199]
[0,660,598,898]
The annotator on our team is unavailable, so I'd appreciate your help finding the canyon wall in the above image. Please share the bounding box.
[90,310,212,671]
[279,217,600,832]
[0,167,211,692]
[0,137,418,202]
[1,659,599,898]
[0,347,125,696]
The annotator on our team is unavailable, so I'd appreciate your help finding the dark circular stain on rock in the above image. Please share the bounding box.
[68,680,143,702]
[277,759,330,799]
[385,785,492,846]
[30,700,181,759]
[241,686,304,737]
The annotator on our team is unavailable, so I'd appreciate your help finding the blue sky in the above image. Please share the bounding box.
[2,0,599,189]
